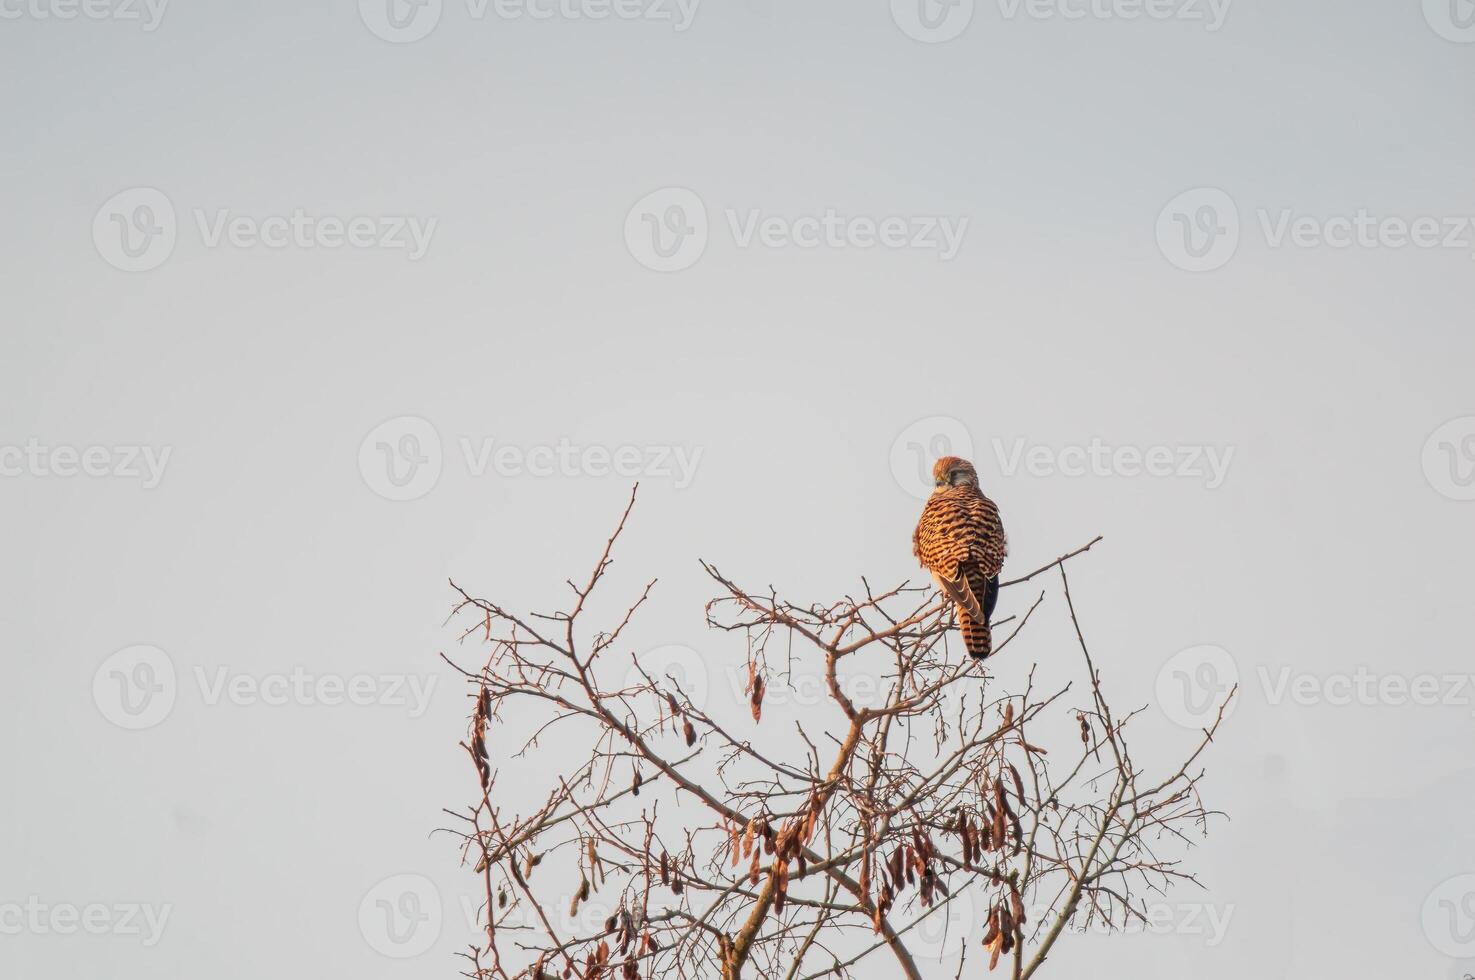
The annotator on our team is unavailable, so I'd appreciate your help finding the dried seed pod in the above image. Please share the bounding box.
[659,851,670,886]
[1009,880,1025,925]
[750,676,764,723]
[666,692,679,714]
[982,906,1000,946]
[631,770,642,796]
[683,718,696,746]
[523,852,542,878]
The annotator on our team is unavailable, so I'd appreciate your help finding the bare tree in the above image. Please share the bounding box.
[439,487,1232,980]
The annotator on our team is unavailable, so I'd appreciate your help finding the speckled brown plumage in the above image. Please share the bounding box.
[912,456,1007,659]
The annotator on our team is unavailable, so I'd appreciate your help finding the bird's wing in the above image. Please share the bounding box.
[933,566,984,622]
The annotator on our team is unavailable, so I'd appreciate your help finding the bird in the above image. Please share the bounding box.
[912,456,1008,659]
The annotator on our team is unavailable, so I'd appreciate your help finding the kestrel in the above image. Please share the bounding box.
[913,456,1008,659]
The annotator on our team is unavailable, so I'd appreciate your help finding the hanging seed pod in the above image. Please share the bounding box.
[1009,880,1025,925]
[523,852,542,878]
[683,718,696,746]
[1003,700,1014,727]
[666,692,679,714]
[497,888,507,909]
[981,906,1000,946]
[750,676,764,723]
[1007,764,1026,807]
[659,851,670,886]
[632,770,642,796]
[605,914,618,933]
[579,877,591,902]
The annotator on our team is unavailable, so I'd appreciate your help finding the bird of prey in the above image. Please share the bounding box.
[912,456,1008,659]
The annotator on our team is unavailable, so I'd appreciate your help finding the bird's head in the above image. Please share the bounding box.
[933,456,980,489]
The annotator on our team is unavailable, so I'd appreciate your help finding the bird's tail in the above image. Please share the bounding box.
[957,607,993,660]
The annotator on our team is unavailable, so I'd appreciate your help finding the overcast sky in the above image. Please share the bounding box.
[3,1,1474,978]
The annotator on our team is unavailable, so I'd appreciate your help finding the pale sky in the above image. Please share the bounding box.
[3,1,1475,978]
